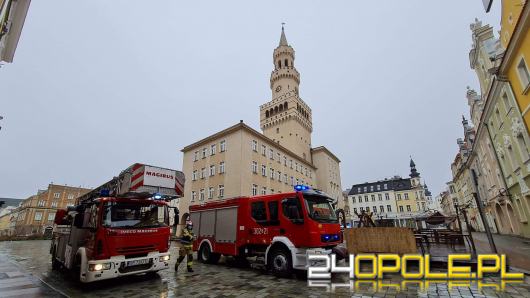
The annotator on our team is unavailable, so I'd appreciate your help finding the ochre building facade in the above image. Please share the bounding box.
[179,28,343,219]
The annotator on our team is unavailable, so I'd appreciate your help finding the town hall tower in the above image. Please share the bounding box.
[259,26,313,161]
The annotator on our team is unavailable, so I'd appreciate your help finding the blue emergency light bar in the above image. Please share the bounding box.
[153,193,163,200]
[294,185,311,191]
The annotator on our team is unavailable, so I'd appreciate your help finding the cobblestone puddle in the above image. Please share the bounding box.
[1,240,530,297]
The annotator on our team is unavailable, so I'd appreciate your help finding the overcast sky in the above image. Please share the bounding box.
[1,1,501,199]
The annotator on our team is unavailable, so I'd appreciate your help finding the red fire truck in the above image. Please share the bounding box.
[50,163,184,283]
[189,185,342,277]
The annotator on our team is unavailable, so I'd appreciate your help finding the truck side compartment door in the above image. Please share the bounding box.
[249,201,270,242]
[267,200,281,241]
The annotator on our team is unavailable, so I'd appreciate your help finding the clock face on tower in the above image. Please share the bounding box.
[275,85,282,92]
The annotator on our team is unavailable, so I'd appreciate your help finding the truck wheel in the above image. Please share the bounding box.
[51,249,60,270]
[145,271,159,279]
[73,256,82,283]
[295,269,307,280]
[269,248,292,278]
[198,243,220,264]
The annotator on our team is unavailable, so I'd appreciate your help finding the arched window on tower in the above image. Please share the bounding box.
[274,106,279,114]
[278,60,281,68]
[266,110,270,118]
[270,108,274,116]
[279,104,283,112]
[284,102,288,109]
[285,59,288,67]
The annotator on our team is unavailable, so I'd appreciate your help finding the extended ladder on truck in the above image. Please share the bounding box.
[77,163,185,205]
[50,163,185,283]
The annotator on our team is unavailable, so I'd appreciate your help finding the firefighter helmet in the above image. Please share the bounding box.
[185,220,193,230]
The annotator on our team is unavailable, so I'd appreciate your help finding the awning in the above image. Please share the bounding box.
[415,211,456,225]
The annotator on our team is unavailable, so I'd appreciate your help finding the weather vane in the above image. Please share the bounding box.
[282,22,285,29]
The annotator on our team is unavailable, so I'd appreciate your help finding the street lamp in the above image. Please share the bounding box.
[470,169,498,254]
[453,201,463,233]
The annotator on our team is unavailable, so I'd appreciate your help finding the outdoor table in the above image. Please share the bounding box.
[414,234,430,254]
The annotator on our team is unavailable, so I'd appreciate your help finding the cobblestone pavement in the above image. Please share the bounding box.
[1,240,530,297]
[0,253,63,297]
[472,232,530,273]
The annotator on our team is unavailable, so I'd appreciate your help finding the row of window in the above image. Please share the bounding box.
[352,193,390,203]
[193,140,227,161]
[251,140,312,178]
[251,184,281,196]
[353,204,413,214]
[351,192,425,203]
[191,185,225,201]
[34,211,56,222]
[265,101,289,118]
[191,183,294,202]
[251,161,309,186]
[38,200,59,207]
[396,193,410,200]
[191,162,226,181]
[497,130,530,172]
[37,200,75,208]
[354,205,392,213]
[17,210,58,222]
[356,183,389,193]
[52,193,76,200]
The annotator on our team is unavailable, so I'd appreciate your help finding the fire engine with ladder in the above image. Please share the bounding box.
[50,163,184,283]
[189,185,342,277]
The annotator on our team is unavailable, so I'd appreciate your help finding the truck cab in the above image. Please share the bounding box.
[190,186,341,277]
[50,163,184,283]
[51,196,171,283]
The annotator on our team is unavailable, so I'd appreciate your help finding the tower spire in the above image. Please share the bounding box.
[279,23,288,46]
[409,157,420,178]
[262,25,311,160]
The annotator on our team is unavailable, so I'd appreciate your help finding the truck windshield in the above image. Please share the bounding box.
[102,202,168,228]
[303,195,338,223]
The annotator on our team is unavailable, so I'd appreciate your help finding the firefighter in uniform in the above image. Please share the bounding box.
[175,220,194,272]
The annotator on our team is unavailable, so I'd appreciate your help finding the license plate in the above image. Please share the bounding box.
[126,259,150,267]
[310,259,326,267]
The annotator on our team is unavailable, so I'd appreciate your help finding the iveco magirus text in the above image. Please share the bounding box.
[50,163,184,283]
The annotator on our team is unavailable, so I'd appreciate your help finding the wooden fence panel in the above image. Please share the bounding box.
[344,227,416,254]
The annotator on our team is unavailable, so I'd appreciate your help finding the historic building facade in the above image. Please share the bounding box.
[12,184,91,236]
[0,0,31,63]
[179,28,343,218]
[347,160,429,227]
[450,18,530,238]
[498,0,530,133]
[496,0,530,238]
